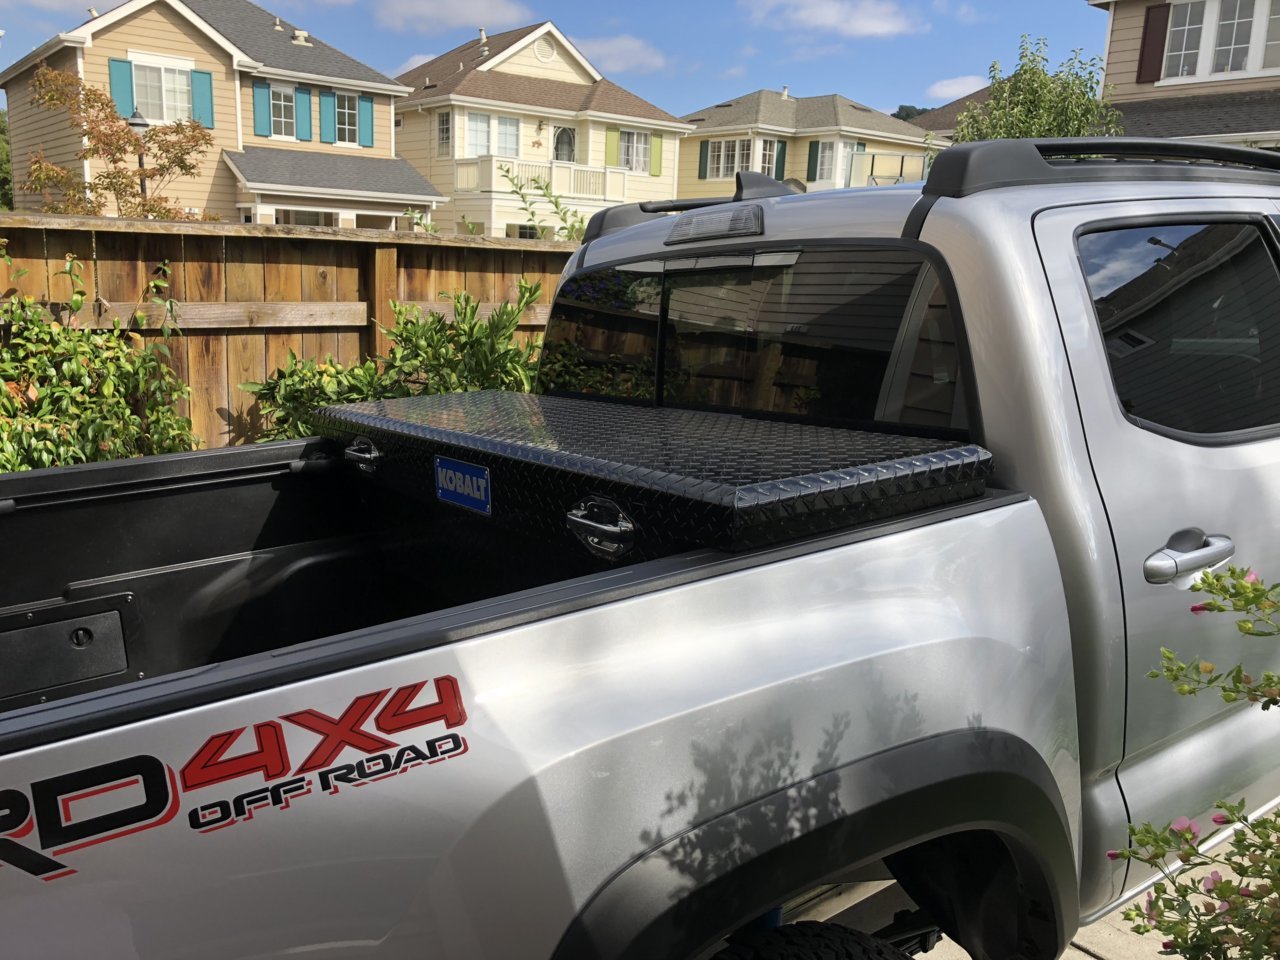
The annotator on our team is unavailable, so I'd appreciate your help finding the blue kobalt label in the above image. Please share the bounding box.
[435,456,492,515]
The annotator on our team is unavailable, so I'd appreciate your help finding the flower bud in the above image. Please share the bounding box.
[1213,813,1231,825]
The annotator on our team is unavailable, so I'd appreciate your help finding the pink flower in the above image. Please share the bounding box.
[1203,870,1222,892]
[1212,813,1231,825]
[1145,891,1158,920]
[1171,816,1201,840]
[1245,570,1260,584]
[1218,900,1230,913]
[1190,603,1210,615]
[1162,942,1175,952]
[1106,849,1122,860]
[1240,886,1253,898]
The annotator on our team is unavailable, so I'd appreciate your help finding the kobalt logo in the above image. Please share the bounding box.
[0,676,468,882]
[435,456,492,515]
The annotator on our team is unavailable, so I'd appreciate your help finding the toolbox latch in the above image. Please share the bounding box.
[567,497,636,560]
[344,437,382,474]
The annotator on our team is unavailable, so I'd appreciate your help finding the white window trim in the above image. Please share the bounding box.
[437,111,452,159]
[495,115,520,159]
[269,82,297,142]
[618,129,651,174]
[334,89,360,148]
[466,111,491,157]
[816,141,835,181]
[128,49,195,124]
[1157,0,1280,84]
[706,136,752,180]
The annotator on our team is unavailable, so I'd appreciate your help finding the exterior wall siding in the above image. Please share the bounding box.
[493,42,594,84]
[81,2,240,219]
[6,48,83,213]
[1106,0,1280,102]
[238,77,396,158]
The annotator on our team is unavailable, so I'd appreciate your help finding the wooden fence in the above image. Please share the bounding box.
[0,215,575,448]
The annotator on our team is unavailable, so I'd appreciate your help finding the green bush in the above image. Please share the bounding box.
[1,242,196,472]
[245,278,541,440]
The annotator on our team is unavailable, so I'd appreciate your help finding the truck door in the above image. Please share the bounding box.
[1035,199,1280,855]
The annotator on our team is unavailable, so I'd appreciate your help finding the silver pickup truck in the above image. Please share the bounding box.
[3,137,1279,960]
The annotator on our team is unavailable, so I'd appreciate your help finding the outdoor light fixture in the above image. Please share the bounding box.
[127,109,149,200]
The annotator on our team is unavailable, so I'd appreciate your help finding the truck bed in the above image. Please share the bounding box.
[0,437,1010,720]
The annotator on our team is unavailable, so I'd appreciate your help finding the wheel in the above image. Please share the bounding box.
[711,921,916,960]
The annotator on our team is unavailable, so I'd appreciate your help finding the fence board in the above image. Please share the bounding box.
[266,332,303,377]
[92,301,367,329]
[226,334,266,444]
[188,332,228,450]
[225,238,265,302]
[46,229,96,306]
[2,230,48,300]
[184,236,224,303]
[264,238,303,302]
[336,331,362,367]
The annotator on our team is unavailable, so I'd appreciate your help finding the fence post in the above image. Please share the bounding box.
[367,243,398,359]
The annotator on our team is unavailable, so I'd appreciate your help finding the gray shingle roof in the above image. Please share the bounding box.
[1117,90,1280,138]
[913,86,990,132]
[181,0,398,86]
[224,146,443,200]
[395,23,680,123]
[681,89,930,140]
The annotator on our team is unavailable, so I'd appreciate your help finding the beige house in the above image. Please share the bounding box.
[0,0,443,226]
[677,88,934,199]
[395,23,692,238]
[1090,0,1280,145]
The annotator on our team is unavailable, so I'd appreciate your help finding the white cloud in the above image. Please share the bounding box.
[931,0,987,23]
[572,34,668,74]
[367,0,532,33]
[741,0,925,38]
[722,64,748,79]
[926,74,986,101]
[740,44,759,58]
[394,53,436,75]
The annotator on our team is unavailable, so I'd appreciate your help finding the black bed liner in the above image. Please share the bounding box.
[310,391,994,558]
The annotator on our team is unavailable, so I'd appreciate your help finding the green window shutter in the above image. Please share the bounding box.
[806,141,819,181]
[774,140,786,180]
[295,87,312,141]
[190,70,214,128]
[605,126,620,167]
[697,140,709,179]
[649,133,662,176]
[319,89,337,143]
[358,95,374,147]
[108,58,134,117]
[252,79,271,137]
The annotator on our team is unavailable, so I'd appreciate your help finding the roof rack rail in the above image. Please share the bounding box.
[583,172,800,243]
[923,137,1280,199]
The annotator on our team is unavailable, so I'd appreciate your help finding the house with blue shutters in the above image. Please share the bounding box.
[0,0,443,226]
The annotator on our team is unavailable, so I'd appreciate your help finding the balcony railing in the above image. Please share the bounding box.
[453,156,628,202]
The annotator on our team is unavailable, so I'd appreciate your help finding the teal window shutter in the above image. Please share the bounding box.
[697,140,709,179]
[109,58,134,117]
[190,70,214,128]
[358,95,374,147]
[252,80,271,137]
[319,89,337,143]
[774,140,786,180]
[295,87,312,141]
[806,141,819,181]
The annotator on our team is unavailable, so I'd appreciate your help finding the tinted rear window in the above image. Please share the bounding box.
[541,247,967,434]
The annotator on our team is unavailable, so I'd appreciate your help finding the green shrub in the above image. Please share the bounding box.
[245,278,541,440]
[1,242,196,472]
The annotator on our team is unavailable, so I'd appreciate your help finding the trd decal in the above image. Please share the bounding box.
[0,675,468,883]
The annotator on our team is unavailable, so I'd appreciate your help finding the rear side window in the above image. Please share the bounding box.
[1078,222,1280,436]
[542,247,967,433]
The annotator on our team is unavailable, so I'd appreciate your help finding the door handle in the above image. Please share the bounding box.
[1143,527,1235,585]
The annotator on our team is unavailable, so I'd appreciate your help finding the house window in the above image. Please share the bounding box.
[438,111,451,156]
[619,130,650,173]
[707,138,751,179]
[554,126,576,162]
[1165,1,1206,77]
[133,59,192,123]
[336,92,358,144]
[817,142,835,180]
[760,139,775,176]
[1267,5,1280,66]
[467,112,490,156]
[1213,0,1254,72]
[496,116,520,157]
[271,86,295,138]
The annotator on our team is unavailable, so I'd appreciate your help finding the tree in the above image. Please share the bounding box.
[951,36,1122,142]
[21,63,215,219]
[0,108,12,210]
[892,104,929,122]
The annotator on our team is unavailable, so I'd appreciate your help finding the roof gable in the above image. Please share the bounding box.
[682,89,931,141]
[479,22,601,82]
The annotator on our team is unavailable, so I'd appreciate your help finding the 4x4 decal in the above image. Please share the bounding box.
[0,675,468,882]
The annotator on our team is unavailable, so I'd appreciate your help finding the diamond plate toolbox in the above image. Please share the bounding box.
[309,392,994,561]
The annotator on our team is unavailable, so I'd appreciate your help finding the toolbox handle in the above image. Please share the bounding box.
[567,497,636,559]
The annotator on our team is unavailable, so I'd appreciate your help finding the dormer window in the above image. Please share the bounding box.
[1152,0,1280,82]
[271,85,295,138]
[335,92,358,144]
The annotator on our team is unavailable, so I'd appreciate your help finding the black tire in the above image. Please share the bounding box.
[712,921,916,960]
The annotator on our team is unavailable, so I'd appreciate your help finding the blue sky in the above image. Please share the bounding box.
[1,0,1106,117]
